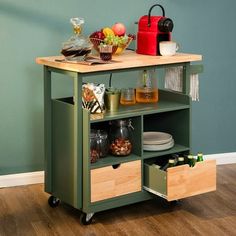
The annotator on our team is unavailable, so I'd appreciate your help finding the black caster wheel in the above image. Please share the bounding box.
[80,212,94,225]
[48,196,60,208]
[168,200,181,206]
[170,200,179,205]
[163,199,180,208]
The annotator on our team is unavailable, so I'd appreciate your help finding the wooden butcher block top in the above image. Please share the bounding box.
[36,50,202,74]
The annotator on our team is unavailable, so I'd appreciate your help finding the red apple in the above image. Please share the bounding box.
[112,23,126,36]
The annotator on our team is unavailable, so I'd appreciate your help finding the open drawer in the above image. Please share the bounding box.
[144,159,216,201]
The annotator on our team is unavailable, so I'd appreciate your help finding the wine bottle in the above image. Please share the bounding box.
[197,152,204,162]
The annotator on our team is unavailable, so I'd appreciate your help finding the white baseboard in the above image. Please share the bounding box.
[0,171,44,188]
[204,152,236,165]
[0,152,235,188]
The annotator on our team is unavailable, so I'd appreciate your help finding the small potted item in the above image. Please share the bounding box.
[104,87,121,112]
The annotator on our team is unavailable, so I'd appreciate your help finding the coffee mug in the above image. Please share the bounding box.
[159,41,179,56]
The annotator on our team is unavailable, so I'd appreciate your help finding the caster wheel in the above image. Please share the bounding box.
[48,196,60,208]
[168,200,181,206]
[80,212,94,225]
[170,200,178,205]
[163,199,180,208]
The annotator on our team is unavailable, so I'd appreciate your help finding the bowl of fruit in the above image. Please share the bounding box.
[89,23,135,55]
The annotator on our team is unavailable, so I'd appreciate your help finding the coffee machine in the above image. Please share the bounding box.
[137,4,174,56]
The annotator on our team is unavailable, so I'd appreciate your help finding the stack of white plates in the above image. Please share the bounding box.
[143,132,174,151]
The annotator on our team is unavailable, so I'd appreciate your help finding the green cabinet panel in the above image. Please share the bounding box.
[51,98,82,209]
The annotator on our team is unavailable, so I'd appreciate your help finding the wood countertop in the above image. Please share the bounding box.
[36,50,202,74]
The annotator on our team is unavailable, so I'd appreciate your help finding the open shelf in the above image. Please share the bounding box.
[142,144,190,159]
[90,90,190,123]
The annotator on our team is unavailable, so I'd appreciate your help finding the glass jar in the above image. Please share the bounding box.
[61,17,92,61]
[136,69,158,103]
[109,119,133,156]
[96,130,109,158]
[90,130,99,163]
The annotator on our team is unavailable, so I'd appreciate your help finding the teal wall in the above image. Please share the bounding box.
[1,0,236,174]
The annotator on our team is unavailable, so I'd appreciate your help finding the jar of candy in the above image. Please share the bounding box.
[109,119,133,156]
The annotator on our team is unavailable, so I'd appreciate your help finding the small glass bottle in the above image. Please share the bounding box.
[197,152,204,162]
[109,119,133,156]
[136,70,158,103]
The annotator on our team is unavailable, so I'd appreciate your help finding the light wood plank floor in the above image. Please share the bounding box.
[0,164,235,236]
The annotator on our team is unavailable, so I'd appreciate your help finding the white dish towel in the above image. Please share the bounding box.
[164,66,200,101]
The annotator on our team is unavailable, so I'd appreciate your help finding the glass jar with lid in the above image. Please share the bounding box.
[90,129,99,163]
[136,69,158,103]
[109,119,133,156]
[96,130,109,158]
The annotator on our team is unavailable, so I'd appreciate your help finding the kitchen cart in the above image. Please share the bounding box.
[36,51,216,225]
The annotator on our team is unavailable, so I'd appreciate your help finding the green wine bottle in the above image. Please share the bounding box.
[168,159,175,168]
[187,154,195,167]
[177,157,185,166]
[197,152,204,162]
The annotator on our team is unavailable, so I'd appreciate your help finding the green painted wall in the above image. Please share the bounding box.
[1,0,235,174]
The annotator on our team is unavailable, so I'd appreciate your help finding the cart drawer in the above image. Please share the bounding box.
[144,159,216,201]
[91,160,141,202]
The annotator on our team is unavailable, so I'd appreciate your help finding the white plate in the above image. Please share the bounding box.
[143,132,173,145]
[143,139,174,151]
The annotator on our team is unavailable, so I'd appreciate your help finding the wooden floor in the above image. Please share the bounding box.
[0,164,236,236]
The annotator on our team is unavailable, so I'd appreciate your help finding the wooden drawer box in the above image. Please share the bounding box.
[144,159,216,201]
[90,160,141,203]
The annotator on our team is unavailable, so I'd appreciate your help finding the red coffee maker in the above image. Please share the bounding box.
[137,4,174,56]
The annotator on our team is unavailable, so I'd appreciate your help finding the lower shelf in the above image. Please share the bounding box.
[143,144,190,159]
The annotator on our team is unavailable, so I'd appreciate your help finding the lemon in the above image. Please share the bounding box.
[102,27,115,37]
